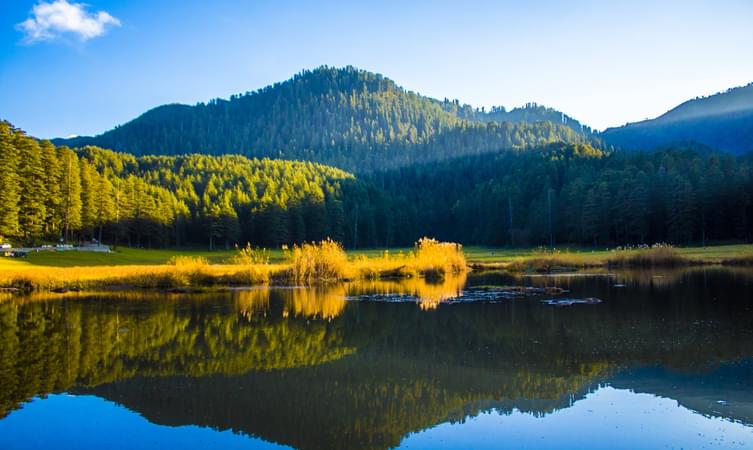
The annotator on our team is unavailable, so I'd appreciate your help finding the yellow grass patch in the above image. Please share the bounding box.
[0,237,470,293]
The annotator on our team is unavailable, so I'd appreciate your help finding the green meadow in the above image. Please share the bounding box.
[2,243,751,270]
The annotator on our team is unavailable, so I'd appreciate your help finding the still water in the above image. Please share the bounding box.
[1,268,752,449]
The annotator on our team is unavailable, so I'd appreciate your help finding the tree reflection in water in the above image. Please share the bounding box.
[0,268,752,450]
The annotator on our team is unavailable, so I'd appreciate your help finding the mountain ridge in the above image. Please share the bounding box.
[602,83,753,154]
[54,66,593,172]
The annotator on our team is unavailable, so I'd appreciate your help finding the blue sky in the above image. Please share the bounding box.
[2,0,753,138]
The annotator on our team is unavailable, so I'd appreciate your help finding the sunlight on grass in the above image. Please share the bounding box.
[2,241,752,294]
[0,237,469,293]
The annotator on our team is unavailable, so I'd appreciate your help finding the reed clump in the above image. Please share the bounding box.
[607,244,688,267]
[411,237,467,280]
[284,239,352,284]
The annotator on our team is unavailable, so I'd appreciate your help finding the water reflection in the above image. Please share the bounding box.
[346,272,467,310]
[236,286,347,321]
[402,385,753,450]
[0,268,752,449]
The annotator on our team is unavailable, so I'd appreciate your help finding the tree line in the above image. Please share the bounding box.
[1,121,367,248]
[0,122,184,247]
[369,143,753,247]
[3,119,752,249]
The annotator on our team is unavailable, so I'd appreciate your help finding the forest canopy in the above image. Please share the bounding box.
[2,121,752,249]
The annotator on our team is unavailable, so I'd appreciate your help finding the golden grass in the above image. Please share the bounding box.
[283,239,353,283]
[166,255,209,266]
[231,243,271,265]
[606,245,688,267]
[486,244,725,273]
[501,249,604,272]
[349,237,466,281]
[412,237,467,279]
[0,237,469,294]
[0,263,278,292]
[279,237,468,285]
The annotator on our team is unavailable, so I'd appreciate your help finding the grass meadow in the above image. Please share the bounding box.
[1,241,751,294]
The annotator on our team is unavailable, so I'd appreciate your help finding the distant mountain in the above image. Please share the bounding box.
[478,103,592,134]
[602,83,753,154]
[55,66,592,172]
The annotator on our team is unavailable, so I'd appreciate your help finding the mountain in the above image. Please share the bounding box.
[476,103,593,134]
[55,66,593,172]
[602,83,753,154]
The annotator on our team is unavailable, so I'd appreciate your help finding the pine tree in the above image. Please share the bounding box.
[581,187,600,246]
[60,148,82,242]
[626,173,649,244]
[15,134,47,242]
[667,174,696,244]
[0,122,20,239]
[79,160,97,239]
[95,174,116,242]
[219,193,240,249]
[41,140,63,237]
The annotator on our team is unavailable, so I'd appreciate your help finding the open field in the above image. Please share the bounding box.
[1,243,752,294]
[1,243,752,270]
[0,239,466,293]
[2,247,246,267]
[352,244,753,267]
[465,244,753,263]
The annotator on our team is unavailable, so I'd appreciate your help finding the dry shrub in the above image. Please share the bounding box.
[608,244,686,267]
[286,239,351,284]
[412,237,467,279]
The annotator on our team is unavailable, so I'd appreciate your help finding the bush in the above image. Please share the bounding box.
[412,237,467,279]
[286,239,351,284]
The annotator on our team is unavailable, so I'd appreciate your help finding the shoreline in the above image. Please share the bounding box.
[2,243,752,296]
[3,258,753,297]
[469,256,753,273]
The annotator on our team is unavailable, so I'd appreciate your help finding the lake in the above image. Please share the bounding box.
[1,268,753,449]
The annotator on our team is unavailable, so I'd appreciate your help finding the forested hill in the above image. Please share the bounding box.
[55,66,592,172]
[602,83,753,154]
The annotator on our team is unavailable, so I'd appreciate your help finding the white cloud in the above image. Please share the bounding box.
[17,0,120,43]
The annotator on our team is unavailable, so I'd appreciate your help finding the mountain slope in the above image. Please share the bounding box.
[602,83,753,154]
[55,66,592,172]
[478,103,592,134]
